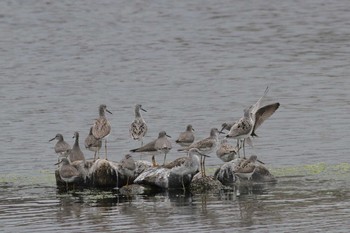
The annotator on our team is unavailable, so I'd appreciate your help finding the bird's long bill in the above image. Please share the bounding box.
[219,126,226,134]
[49,137,55,142]
[54,160,62,165]
[257,159,265,164]
[166,134,171,138]
[140,107,147,112]
[106,109,112,114]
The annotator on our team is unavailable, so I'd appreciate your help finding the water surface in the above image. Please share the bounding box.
[1,0,350,232]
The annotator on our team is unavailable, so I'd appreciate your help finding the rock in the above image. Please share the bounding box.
[89,159,119,187]
[190,175,228,193]
[55,159,153,189]
[133,166,194,190]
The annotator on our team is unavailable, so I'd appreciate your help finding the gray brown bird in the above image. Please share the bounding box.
[69,132,85,162]
[178,128,222,177]
[130,131,172,165]
[175,124,195,146]
[129,104,148,146]
[120,154,136,186]
[92,104,112,160]
[84,127,102,161]
[234,155,262,180]
[49,133,71,162]
[216,139,240,162]
[56,157,81,190]
[226,87,273,157]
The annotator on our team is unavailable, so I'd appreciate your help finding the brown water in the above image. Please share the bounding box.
[1,0,350,232]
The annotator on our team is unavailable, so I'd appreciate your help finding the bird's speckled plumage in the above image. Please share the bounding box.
[92,104,112,159]
[130,104,148,145]
[216,139,239,162]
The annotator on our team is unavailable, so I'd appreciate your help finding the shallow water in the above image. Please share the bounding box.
[1,0,350,232]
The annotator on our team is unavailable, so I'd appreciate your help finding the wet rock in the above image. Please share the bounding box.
[190,175,227,193]
[133,166,194,190]
[89,159,119,187]
[55,159,153,189]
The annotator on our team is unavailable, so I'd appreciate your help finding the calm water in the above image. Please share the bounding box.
[1,0,350,232]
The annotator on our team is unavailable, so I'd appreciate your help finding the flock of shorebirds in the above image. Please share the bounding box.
[50,86,280,189]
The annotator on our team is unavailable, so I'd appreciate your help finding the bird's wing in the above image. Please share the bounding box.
[251,102,280,136]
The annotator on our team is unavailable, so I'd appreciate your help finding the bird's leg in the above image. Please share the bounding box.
[152,155,158,167]
[203,157,206,177]
[105,139,108,160]
[93,151,97,162]
[243,139,246,159]
[199,156,203,176]
[237,139,240,158]
[182,176,185,191]
[163,152,167,165]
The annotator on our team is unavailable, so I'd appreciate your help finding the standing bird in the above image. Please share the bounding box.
[49,133,71,162]
[234,155,261,181]
[175,124,195,146]
[92,104,112,160]
[220,122,240,155]
[119,154,136,186]
[84,127,102,161]
[129,104,148,146]
[55,157,81,190]
[216,139,240,162]
[226,87,270,158]
[130,131,172,165]
[178,128,222,177]
[68,131,85,162]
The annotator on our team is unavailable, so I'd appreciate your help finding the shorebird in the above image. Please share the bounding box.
[119,154,136,186]
[92,104,112,160]
[129,104,148,146]
[175,124,195,146]
[226,87,277,157]
[216,139,240,162]
[56,157,81,190]
[178,128,222,177]
[49,134,71,162]
[220,121,240,155]
[69,131,85,162]
[84,127,102,161]
[130,131,172,165]
[134,148,209,190]
[233,155,261,181]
